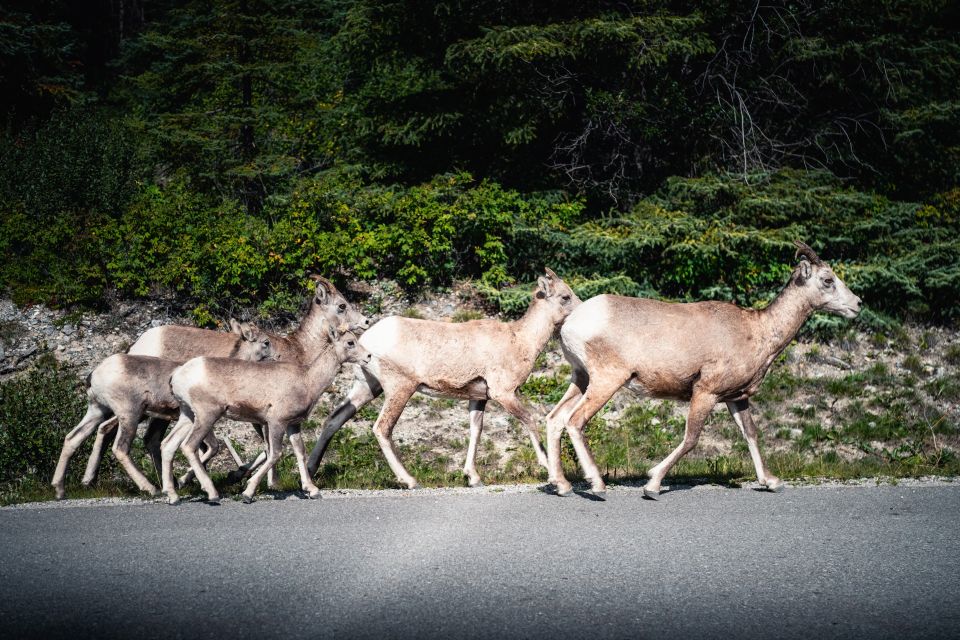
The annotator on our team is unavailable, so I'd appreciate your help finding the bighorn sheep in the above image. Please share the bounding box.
[162,325,370,504]
[305,268,580,489]
[51,321,275,500]
[545,241,862,498]
[80,276,368,488]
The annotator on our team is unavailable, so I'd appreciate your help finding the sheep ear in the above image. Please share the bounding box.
[796,258,813,284]
[544,267,559,281]
[311,275,334,304]
[229,318,242,334]
[239,322,258,342]
[536,276,552,299]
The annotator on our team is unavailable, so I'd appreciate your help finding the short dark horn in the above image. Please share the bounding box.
[793,240,823,265]
[309,274,338,292]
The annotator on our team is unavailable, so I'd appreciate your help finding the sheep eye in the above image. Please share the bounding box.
[561,294,571,302]
[338,303,347,311]
[823,278,834,286]
[347,340,355,347]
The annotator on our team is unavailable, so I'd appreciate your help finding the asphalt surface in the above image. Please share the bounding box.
[1,482,959,640]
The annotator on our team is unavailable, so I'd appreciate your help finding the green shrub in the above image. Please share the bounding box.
[0,108,138,306]
[0,356,90,484]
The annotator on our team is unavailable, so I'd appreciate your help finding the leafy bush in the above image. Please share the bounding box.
[0,356,90,484]
[0,107,138,305]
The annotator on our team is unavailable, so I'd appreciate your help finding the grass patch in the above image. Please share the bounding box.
[451,309,484,322]
[519,365,571,404]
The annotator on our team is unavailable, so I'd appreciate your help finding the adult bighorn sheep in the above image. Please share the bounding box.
[51,321,275,500]
[162,324,370,504]
[79,276,369,489]
[545,241,862,499]
[305,268,580,489]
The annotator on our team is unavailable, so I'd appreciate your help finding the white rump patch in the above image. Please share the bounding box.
[170,358,207,403]
[559,295,613,367]
[358,317,402,359]
[128,327,164,357]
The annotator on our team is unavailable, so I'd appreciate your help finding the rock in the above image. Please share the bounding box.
[61,324,76,336]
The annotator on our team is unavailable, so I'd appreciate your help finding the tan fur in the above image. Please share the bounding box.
[161,328,370,503]
[50,324,275,500]
[546,241,862,497]
[128,277,368,362]
[83,277,369,489]
[306,268,580,489]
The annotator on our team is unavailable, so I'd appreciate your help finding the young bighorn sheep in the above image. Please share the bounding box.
[546,241,862,498]
[305,268,580,489]
[81,276,369,488]
[50,321,275,500]
[161,325,370,504]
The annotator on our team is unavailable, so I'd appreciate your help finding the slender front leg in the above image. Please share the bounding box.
[644,389,718,499]
[307,370,382,476]
[242,421,287,502]
[463,400,486,487]
[160,413,195,504]
[180,417,220,503]
[545,382,585,486]
[52,404,110,499]
[81,415,119,485]
[142,417,170,483]
[558,375,627,497]
[494,393,549,471]
[371,385,419,489]
[225,424,268,484]
[178,432,220,486]
[112,413,160,496]
[288,424,321,498]
[727,399,782,491]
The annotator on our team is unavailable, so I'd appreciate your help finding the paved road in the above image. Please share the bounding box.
[2,483,959,639]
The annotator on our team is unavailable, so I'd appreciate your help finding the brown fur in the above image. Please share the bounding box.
[50,324,274,500]
[306,268,581,489]
[546,242,862,497]
[84,277,369,489]
[161,329,370,503]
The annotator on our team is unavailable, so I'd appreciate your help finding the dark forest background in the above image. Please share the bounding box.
[2,0,958,326]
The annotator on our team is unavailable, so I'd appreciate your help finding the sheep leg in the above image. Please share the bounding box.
[178,432,220,486]
[81,415,118,485]
[307,369,382,476]
[226,423,267,483]
[371,384,419,489]
[287,423,321,498]
[644,389,718,499]
[463,400,486,487]
[180,414,220,503]
[494,393,549,470]
[51,403,111,500]
[160,412,195,505]
[557,375,628,497]
[142,417,170,483]
[545,379,586,485]
[112,412,160,496]
[241,421,287,502]
[727,399,783,492]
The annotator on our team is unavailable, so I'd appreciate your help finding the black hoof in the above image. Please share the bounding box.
[241,494,254,504]
[591,490,607,500]
[642,488,660,500]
